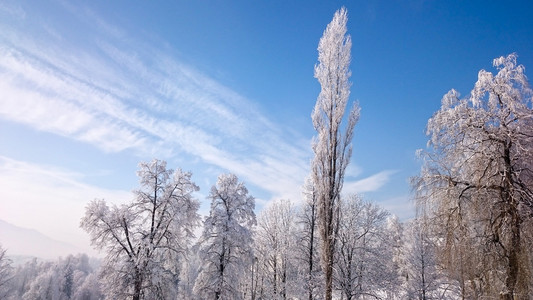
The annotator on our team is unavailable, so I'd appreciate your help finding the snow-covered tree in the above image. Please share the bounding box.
[8,258,39,299]
[81,159,200,300]
[334,195,396,299]
[0,245,13,299]
[73,272,103,300]
[177,245,202,300]
[386,215,407,298]
[311,7,360,300]
[254,199,300,299]
[7,254,102,300]
[297,177,323,300]
[22,261,60,300]
[414,54,533,299]
[404,217,443,300]
[194,173,256,300]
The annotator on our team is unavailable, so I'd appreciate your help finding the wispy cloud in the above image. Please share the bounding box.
[343,170,398,195]
[0,1,398,213]
[0,1,25,19]
[0,2,310,202]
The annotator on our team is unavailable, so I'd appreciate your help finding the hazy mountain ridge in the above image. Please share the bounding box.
[0,219,81,260]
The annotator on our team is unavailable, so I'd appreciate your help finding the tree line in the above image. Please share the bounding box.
[0,6,532,300]
[0,194,456,299]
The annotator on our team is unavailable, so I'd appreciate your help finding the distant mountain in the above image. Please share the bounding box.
[0,219,81,260]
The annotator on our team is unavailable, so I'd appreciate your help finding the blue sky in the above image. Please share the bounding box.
[0,0,532,255]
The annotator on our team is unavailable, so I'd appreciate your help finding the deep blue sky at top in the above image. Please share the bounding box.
[103,0,531,154]
[82,0,533,197]
[0,0,532,251]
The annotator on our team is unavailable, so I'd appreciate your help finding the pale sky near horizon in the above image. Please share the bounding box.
[0,0,532,256]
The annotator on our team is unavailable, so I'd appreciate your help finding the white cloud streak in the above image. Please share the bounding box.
[0,1,398,218]
[343,170,398,195]
[0,2,310,203]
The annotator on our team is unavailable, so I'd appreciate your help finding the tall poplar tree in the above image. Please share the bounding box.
[311,7,360,300]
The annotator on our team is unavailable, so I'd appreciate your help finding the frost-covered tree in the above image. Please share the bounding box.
[297,177,323,300]
[404,217,444,300]
[386,215,407,298]
[73,272,103,300]
[194,174,256,300]
[7,254,102,300]
[311,7,360,300]
[22,261,60,300]
[178,245,202,300]
[414,54,533,299]
[9,258,39,298]
[0,245,13,299]
[81,159,200,300]
[254,199,300,299]
[334,195,395,299]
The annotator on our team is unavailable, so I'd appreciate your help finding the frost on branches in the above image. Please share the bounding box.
[80,159,200,300]
[16,254,103,300]
[298,177,323,300]
[0,245,13,299]
[311,7,360,300]
[334,195,396,300]
[414,54,533,299]
[253,199,300,299]
[194,174,256,300]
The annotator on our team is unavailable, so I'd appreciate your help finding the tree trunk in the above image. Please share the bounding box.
[324,237,334,300]
[282,261,287,300]
[308,201,316,300]
[502,144,521,299]
[273,256,277,296]
[502,211,520,300]
[133,271,142,300]
[325,267,333,300]
[216,255,225,300]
